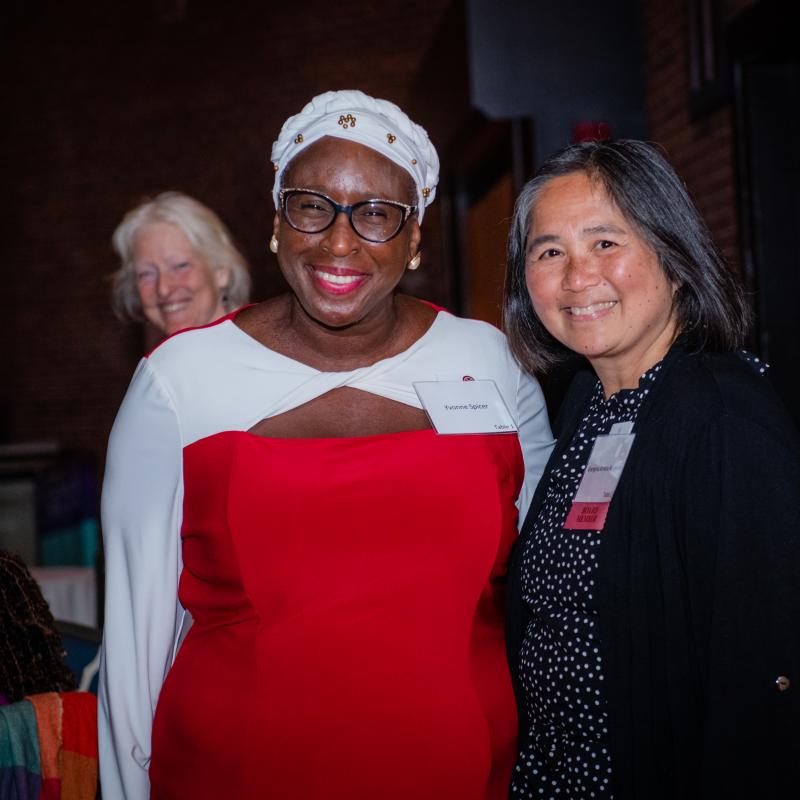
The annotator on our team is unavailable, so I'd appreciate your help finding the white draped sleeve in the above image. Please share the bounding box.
[515,368,555,526]
[98,357,186,800]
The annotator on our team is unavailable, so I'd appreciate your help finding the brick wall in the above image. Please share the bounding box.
[11,0,766,475]
[2,0,457,470]
[642,0,756,267]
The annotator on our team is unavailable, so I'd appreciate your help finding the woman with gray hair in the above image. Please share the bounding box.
[111,191,251,337]
[99,90,554,799]
[504,139,799,798]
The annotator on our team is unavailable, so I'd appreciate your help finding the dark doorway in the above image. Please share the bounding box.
[443,113,534,326]
[731,2,800,425]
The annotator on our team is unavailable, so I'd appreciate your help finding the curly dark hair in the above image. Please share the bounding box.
[503,139,751,374]
[0,550,77,703]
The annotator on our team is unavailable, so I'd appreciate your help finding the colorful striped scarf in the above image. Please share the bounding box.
[0,692,96,800]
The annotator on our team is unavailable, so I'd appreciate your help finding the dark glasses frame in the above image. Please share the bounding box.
[278,188,417,243]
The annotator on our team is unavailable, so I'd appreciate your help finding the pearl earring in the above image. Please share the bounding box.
[407,252,421,271]
[269,235,278,254]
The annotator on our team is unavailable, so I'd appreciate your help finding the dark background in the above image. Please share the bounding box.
[2,0,796,475]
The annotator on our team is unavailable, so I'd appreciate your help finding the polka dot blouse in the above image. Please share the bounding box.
[510,362,663,799]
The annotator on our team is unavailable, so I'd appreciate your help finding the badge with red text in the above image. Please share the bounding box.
[564,422,635,531]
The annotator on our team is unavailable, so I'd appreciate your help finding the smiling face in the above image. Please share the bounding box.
[132,222,229,336]
[525,171,678,394]
[273,137,420,330]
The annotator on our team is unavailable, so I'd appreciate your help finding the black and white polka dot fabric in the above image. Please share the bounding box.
[739,349,768,375]
[511,362,663,799]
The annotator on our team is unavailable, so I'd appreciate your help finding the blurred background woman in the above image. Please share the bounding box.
[504,139,799,798]
[111,191,251,338]
[99,90,554,800]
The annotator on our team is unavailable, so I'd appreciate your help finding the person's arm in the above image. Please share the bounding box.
[514,367,555,527]
[98,358,186,800]
[685,414,800,794]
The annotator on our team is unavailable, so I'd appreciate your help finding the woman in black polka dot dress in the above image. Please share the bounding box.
[502,140,800,799]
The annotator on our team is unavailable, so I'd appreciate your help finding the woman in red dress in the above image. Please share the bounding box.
[99,90,554,799]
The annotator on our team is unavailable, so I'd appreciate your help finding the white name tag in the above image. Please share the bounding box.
[574,432,636,503]
[564,426,636,531]
[413,380,518,435]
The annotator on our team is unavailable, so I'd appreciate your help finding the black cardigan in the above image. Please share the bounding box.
[507,346,800,799]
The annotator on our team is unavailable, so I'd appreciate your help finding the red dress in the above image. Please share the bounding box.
[150,428,521,799]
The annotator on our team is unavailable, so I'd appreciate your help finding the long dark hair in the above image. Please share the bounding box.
[503,139,751,374]
[0,550,77,702]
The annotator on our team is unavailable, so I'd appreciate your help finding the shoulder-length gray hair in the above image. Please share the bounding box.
[111,191,251,321]
[503,139,751,375]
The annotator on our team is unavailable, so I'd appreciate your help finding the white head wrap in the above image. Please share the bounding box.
[271,90,440,222]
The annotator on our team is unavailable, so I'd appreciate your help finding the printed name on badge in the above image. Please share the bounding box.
[564,428,636,531]
[413,380,518,435]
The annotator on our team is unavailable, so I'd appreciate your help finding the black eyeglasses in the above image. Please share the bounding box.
[279,188,417,243]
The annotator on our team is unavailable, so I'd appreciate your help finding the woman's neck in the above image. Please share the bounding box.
[593,322,679,399]
[239,292,436,372]
[290,294,405,367]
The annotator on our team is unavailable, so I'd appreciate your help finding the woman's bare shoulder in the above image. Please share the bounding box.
[233,295,291,346]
